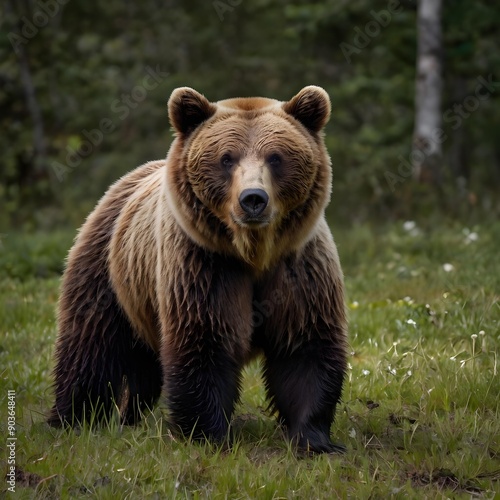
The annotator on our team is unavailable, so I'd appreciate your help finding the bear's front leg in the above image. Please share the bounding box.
[159,251,253,443]
[258,230,348,454]
[162,337,245,442]
[264,337,347,454]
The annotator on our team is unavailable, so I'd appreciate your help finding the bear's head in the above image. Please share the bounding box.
[165,86,332,272]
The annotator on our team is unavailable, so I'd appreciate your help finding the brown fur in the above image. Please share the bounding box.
[50,86,348,454]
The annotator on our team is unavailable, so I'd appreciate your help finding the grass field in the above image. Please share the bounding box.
[1,219,499,499]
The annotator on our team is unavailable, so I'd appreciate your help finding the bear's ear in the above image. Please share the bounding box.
[282,86,331,133]
[168,87,217,136]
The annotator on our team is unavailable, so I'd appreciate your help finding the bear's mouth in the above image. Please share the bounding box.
[230,212,272,229]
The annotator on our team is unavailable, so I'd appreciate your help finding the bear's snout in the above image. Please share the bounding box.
[238,189,269,218]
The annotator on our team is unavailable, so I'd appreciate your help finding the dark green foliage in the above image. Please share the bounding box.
[0,231,72,279]
[1,0,499,229]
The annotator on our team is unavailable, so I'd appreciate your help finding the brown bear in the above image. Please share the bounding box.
[49,86,348,454]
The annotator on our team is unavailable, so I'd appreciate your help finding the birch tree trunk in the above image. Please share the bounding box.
[412,0,443,184]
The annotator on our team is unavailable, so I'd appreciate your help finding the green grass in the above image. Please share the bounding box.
[1,220,499,498]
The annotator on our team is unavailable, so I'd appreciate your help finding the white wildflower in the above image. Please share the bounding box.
[403,221,416,231]
[464,231,479,244]
[443,263,454,272]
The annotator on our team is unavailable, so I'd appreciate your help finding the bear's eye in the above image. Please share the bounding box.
[220,154,234,170]
[267,153,282,169]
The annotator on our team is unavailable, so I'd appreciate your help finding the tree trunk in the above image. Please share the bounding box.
[449,77,469,182]
[6,0,48,178]
[18,48,47,176]
[412,0,443,184]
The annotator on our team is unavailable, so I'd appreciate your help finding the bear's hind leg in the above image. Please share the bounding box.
[116,332,163,425]
[49,282,162,427]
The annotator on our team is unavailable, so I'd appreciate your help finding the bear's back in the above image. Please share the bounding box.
[216,97,279,112]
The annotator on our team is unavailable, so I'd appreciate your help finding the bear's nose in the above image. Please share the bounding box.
[239,189,269,217]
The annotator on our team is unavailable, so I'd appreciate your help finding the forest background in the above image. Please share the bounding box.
[1,0,499,231]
